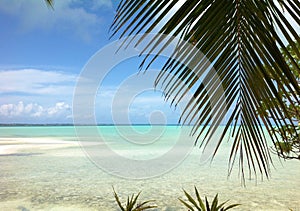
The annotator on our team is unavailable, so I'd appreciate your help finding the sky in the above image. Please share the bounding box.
[0,0,182,124]
[0,1,298,125]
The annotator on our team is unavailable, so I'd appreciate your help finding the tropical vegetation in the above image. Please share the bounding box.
[259,40,300,159]
[113,187,240,210]
[179,186,240,211]
[113,187,157,211]
[109,0,300,182]
[45,0,300,181]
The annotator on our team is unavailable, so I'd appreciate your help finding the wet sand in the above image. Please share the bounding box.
[0,137,299,210]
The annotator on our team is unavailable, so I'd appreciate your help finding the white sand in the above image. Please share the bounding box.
[0,199,97,211]
[0,138,79,155]
[0,135,300,210]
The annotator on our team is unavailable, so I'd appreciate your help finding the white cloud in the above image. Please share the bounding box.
[0,69,76,95]
[0,101,71,119]
[0,0,112,41]
[0,68,75,123]
[47,102,71,116]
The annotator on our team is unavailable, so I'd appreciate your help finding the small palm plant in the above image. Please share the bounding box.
[113,187,157,211]
[179,186,240,211]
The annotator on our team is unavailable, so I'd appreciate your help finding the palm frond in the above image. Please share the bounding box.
[112,187,157,211]
[113,187,126,211]
[111,0,300,182]
[44,0,54,9]
[179,187,240,210]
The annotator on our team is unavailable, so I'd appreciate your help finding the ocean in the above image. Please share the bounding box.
[0,126,299,210]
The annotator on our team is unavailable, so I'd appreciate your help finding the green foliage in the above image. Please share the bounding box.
[179,187,240,211]
[111,0,300,181]
[275,141,293,153]
[259,40,300,160]
[272,122,300,159]
[113,187,157,211]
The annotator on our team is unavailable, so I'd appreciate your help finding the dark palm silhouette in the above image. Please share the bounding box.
[45,0,299,181]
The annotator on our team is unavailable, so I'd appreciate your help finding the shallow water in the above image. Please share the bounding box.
[0,126,299,210]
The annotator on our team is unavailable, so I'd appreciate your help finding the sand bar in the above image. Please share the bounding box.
[0,138,79,155]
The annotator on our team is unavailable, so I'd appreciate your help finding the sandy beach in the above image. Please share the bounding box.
[0,138,79,156]
[0,126,300,210]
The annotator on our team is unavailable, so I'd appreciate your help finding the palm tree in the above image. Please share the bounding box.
[45,0,299,181]
[109,0,300,182]
[260,40,300,160]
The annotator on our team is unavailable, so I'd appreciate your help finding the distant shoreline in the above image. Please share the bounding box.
[0,123,185,127]
[0,124,241,127]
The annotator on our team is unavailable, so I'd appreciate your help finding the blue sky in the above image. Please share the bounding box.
[0,1,298,125]
[0,0,182,124]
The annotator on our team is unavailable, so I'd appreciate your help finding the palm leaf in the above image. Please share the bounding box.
[183,189,201,210]
[223,203,241,211]
[44,0,54,9]
[112,187,156,211]
[113,187,126,211]
[211,194,219,210]
[135,200,157,211]
[180,187,240,210]
[195,186,206,210]
[179,198,196,210]
[111,0,300,182]
[205,196,210,211]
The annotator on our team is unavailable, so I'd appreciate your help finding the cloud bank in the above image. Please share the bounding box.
[0,101,72,123]
[0,68,75,123]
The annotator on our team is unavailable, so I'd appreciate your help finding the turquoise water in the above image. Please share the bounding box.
[0,125,184,139]
[0,126,77,138]
[0,126,299,210]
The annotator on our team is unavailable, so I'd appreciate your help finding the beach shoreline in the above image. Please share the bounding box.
[0,126,299,210]
[0,137,79,155]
